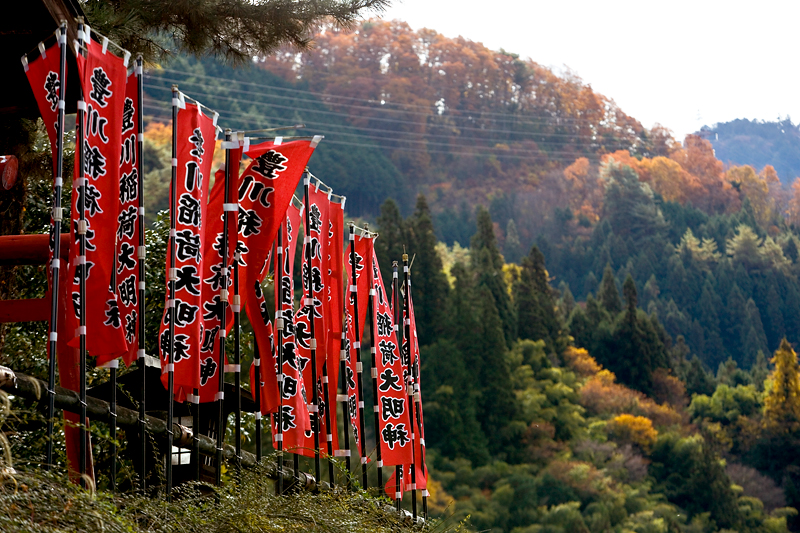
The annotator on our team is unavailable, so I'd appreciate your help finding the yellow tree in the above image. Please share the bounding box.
[764,339,800,433]
[787,177,800,226]
[726,165,772,228]
[642,156,700,204]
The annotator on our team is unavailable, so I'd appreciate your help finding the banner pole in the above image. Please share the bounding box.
[109,360,117,491]
[338,325,351,486]
[253,335,262,463]
[402,254,418,520]
[45,19,68,472]
[135,55,147,492]
[233,161,242,473]
[275,233,284,495]
[347,223,368,489]
[75,19,89,489]
[364,226,384,495]
[392,261,402,510]
[215,129,233,486]
[302,170,321,484]
[322,361,335,486]
[165,84,179,501]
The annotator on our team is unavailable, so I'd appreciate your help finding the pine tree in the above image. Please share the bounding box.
[598,265,622,315]
[504,219,523,264]
[375,198,409,290]
[408,194,450,346]
[515,246,562,353]
[472,206,517,346]
[685,355,716,397]
[764,339,800,433]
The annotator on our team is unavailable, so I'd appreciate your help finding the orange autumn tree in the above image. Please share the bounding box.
[726,164,773,228]
[671,134,738,213]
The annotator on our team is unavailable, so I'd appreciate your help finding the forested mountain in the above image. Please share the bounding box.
[702,118,800,185]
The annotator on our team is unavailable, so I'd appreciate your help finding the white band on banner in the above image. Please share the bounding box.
[169,229,177,238]
[303,176,309,186]
[274,136,283,146]
[101,37,108,54]
[356,362,362,372]
[341,197,346,211]
[327,190,332,200]
[84,25,92,42]
[407,385,414,395]
[340,350,347,361]
[138,206,145,216]
[394,325,399,332]
[276,374,284,383]
[303,297,312,306]
[164,364,174,372]
[138,349,146,359]
[350,285,357,292]
[138,133,144,141]
[369,289,376,296]
[361,457,368,465]
[74,178,87,187]
[77,100,86,112]
[187,394,199,404]
[135,64,142,76]
[168,268,177,281]
[49,332,58,341]
[310,339,317,349]
[371,368,377,378]
[253,358,260,366]
[137,246,146,259]
[322,376,328,384]
[336,394,348,402]
[221,267,228,277]
[276,318,284,330]
[404,266,409,273]
[377,460,384,467]
[233,294,242,307]
[373,405,379,413]
[353,341,360,349]
[51,258,60,269]
[215,391,225,401]
[308,404,318,413]
[420,438,426,446]
[274,434,283,442]
[408,483,417,490]
[166,299,175,308]
[393,271,398,278]
[75,255,86,265]
[54,177,63,187]
[123,51,131,67]
[395,493,402,499]
[77,221,87,235]
[223,203,237,212]
[423,490,430,497]
[100,360,119,369]
[212,112,219,126]
[219,328,226,338]
[139,281,145,291]
[310,135,323,148]
[224,364,240,373]
[243,137,250,152]
[171,158,178,167]
[326,434,332,442]
[349,233,354,241]
[370,347,376,355]
[21,55,28,72]
[334,450,350,457]
[220,289,228,302]
[414,392,421,401]
[231,305,240,313]
[220,141,237,150]
[303,236,311,245]
[358,401,364,408]
[405,319,411,326]
[58,100,65,110]
[255,412,261,420]
[276,246,283,255]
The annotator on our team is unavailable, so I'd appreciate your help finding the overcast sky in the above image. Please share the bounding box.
[374,0,800,141]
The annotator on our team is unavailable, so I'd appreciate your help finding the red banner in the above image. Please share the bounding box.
[371,253,413,467]
[343,233,372,449]
[248,281,276,415]
[107,69,141,367]
[23,38,64,169]
[65,37,129,360]
[271,203,311,450]
[407,293,427,491]
[158,102,218,401]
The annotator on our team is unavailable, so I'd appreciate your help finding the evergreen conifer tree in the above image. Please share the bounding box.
[764,339,800,433]
[598,265,622,315]
[375,198,409,289]
[504,219,523,264]
[515,246,562,353]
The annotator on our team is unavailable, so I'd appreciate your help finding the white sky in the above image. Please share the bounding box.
[373,0,800,141]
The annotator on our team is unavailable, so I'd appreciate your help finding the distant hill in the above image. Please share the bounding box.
[700,118,800,184]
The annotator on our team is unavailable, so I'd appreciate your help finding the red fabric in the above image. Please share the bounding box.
[23,39,64,169]
[271,204,311,450]
[371,253,414,467]
[115,70,141,367]
[158,103,217,401]
[406,293,427,490]
[248,307,276,415]
[196,149,243,402]
[343,234,372,450]
[324,199,344,453]
[65,38,129,361]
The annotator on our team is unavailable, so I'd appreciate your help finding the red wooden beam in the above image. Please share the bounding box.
[0,297,50,323]
[0,233,70,266]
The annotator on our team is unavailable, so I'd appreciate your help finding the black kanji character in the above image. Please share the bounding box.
[238,208,262,237]
[250,150,287,180]
[376,312,393,338]
[87,104,109,143]
[174,300,199,327]
[103,298,122,328]
[379,339,398,367]
[281,375,298,399]
[116,242,136,274]
[237,174,273,208]
[177,193,201,227]
[89,67,112,107]
[308,204,322,233]
[202,295,223,320]
[381,423,410,450]
[200,357,217,385]
[175,230,201,262]
[349,252,364,278]
[201,325,219,353]
[184,161,201,192]
[278,405,296,431]
[379,368,402,392]
[120,169,138,203]
[346,366,356,391]
[307,236,321,259]
[189,128,205,161]
[175,265,201,296]
[121,133,136,166]
[78,183,103,217]
[118,274,137,307]
[83,140,107,180]
[381,397,405,421]
[121,97,134,133]
[204,262,230,291]
[72,292,81,318]
[302,264,324,293]
[295,319,311,349]
[124,311,137,343]
[72,261,95,284]
[117,206,137,239]
[348,394,357,420]
[44,71,60,111]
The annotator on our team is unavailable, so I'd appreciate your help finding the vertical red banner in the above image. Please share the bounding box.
[371,254,414,467]
[158,102,218,401]
[110,70,141,367]
[66,37,129,359]
[272,204,311,450]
